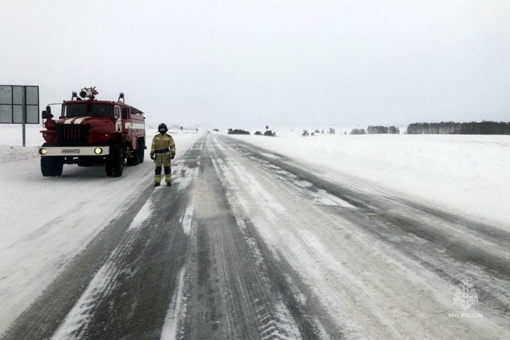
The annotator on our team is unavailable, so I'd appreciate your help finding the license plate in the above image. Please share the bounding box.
[62,149,80,154]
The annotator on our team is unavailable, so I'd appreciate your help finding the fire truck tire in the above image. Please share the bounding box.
[41,156,64,177]
[127,140,144,166]
[106,145,124,177]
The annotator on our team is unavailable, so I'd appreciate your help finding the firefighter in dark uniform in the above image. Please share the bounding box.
[150,123,176,186]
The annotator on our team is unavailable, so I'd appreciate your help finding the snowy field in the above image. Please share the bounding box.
[227,130,510,228]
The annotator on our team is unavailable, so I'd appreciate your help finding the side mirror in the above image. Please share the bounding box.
[114,111,120,119]
[42,106,53,119]
[42,110,53,119]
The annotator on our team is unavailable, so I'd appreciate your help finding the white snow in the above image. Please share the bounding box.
[160,267,188,340]
[179,202,194,235]
[129,198,154,230]
[227,131,510,227]
[51,260,118,340]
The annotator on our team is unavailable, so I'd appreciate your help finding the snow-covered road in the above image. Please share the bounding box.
[1,133,510,339]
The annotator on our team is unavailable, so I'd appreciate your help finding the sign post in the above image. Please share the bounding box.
[22,87,26,147]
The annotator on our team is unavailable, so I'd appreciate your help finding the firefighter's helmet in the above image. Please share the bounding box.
[158,123,168,132]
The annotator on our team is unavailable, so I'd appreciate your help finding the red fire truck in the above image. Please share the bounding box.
[38,87,146,177]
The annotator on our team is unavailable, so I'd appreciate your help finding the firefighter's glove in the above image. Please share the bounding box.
[150,153,155,160]
[171,153,175,160]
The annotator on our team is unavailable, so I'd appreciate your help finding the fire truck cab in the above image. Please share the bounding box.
[38,87,146,177]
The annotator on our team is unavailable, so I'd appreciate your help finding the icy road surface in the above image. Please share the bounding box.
[2,134,510,339]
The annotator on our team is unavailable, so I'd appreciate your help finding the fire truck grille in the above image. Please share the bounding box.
[56,124,90,146]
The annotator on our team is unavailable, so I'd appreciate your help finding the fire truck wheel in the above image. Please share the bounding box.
[106,145,124,177]
[128,140,144,166]
[41,156,64,177]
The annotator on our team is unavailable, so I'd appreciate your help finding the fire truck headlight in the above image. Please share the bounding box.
[39,148,48,155]
[94,147,104,155]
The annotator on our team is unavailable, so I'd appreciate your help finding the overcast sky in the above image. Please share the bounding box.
[1,0,509,128]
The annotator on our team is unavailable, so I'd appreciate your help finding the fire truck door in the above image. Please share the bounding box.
[122,108,134,147]
[114,106,121,132]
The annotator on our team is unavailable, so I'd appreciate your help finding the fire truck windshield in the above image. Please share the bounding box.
[65,104,113,118]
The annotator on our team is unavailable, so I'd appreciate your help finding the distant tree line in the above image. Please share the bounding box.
[407,121,510,135]
[298,127,338,136]
[255,130,277,136]
[349,126,400,135]
[367,126,400,134]
[228,128,250,135]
